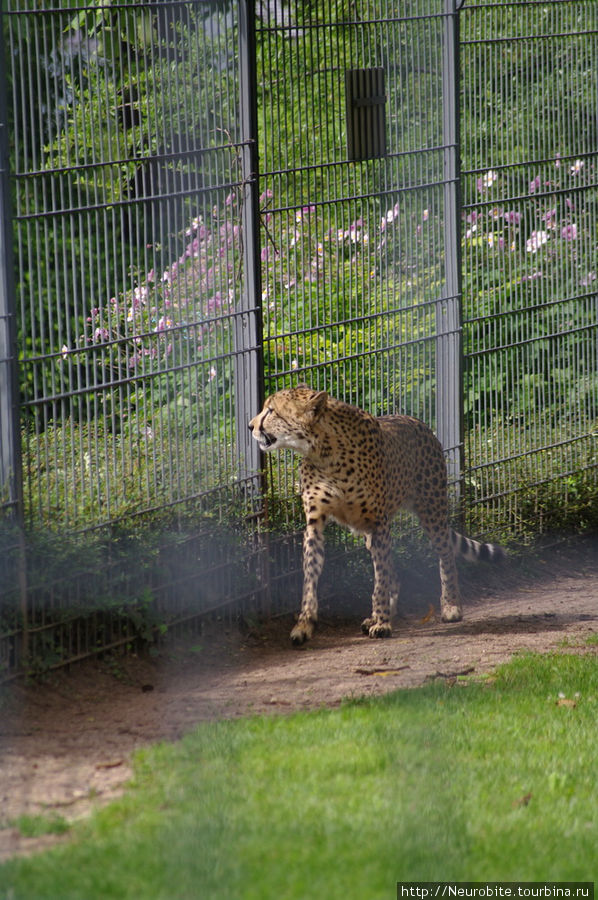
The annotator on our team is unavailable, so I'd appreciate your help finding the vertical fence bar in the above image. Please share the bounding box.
[0,14,21,522]
[437,0,463,495]
[235,0,263,484]
[0,10,28,667]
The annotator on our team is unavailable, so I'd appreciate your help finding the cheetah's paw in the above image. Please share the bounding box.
[361,617,375,635]
[368,622,392,639]
[290,618,316,645]
[441,604,463,623]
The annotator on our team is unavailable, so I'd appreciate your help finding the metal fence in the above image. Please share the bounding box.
[460,0,598,535]
[0,0,596,680]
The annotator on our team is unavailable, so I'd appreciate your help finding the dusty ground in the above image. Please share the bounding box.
[1,536,598,860]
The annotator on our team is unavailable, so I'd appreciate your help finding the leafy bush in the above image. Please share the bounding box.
[10,0,598,543]
[462,159,598,428]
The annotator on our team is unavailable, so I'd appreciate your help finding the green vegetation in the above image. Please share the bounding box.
[2,653,597,897]
[2,2,596,678]
[7,816,70,840]
[10,0,595,539]
[0,514,267,679]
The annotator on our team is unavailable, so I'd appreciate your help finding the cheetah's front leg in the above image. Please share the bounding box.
[290,516,326,645]
[361,528,395,639]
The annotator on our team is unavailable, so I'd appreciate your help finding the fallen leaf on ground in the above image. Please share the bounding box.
[434,666,475,679]
[355,666,410,677]
[421,604,435,624]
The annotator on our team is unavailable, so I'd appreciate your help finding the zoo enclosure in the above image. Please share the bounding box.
[0,0,596,679]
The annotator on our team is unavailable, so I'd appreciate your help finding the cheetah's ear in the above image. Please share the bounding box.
[304,390,328,419]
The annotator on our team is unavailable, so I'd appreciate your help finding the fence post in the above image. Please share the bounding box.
[235,0,264,486]
[437,0,463,498]
[0,14,28,666]
[0,15,22,522]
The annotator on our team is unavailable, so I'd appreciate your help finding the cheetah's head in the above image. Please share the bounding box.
[248,386,328,455]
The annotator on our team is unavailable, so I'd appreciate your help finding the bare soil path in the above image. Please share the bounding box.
[1,536,597,860]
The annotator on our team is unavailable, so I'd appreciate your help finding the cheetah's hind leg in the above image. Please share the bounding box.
[361,528,397,639]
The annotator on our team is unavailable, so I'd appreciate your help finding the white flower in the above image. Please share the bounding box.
[526,230,548,253]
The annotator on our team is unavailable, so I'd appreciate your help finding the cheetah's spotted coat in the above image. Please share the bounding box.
[249,386,503,644]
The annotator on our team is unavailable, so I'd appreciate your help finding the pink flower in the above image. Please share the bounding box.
[206,292,222,312]
[529,175,541,194]
[185,216,202,235]
[486,233,504,250]
[561,223,577,241]
[295,205,315,222]
[519,270,543,283]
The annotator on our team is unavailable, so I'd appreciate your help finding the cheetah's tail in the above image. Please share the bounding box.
[451,531,505,563]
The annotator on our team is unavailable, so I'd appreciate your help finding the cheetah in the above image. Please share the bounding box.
[249,385,504,645]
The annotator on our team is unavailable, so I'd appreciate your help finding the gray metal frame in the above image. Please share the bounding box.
[0,0,596,680]
[438,0,463,492]
[0,21,21,523]
[235,0,264,484]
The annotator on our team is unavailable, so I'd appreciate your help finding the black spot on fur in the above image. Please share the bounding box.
[478,542,491,562]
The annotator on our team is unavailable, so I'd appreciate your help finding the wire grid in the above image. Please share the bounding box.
[2,0,597,680]
[8,1,248,531]
[460,0,598,535]
[257,0,459,524]
[0,0,268,679]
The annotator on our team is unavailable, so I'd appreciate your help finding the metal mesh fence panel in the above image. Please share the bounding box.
[0,0,268,679]
[460,0,598,538]
[8,1,254,528]
[1,0,597,679]
[256,0,462,529]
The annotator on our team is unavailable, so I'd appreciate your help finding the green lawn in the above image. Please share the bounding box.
[2,652,597,899]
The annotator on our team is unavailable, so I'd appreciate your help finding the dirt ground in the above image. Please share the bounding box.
[1,535,598,861]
